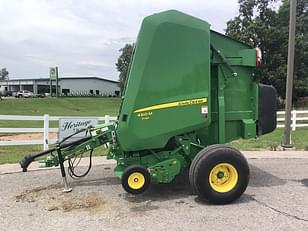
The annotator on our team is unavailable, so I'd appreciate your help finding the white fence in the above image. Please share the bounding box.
[276,110,308,131]
[0,110,307,148]
[0,114,117,149]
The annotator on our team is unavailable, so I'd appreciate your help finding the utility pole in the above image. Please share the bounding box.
[55,67,59,98]
[282,0,297,148]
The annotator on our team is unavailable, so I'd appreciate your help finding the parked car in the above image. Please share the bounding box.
[16,90,34,98]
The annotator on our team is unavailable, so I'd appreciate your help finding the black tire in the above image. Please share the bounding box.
[189,145,249,204]
[121,165,151,195]
[189,144,224,189]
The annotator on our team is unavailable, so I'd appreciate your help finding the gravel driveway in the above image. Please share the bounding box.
[0,158,308,231]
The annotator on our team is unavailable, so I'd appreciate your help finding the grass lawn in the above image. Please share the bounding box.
[229,127,308,151]
[0,97,121,127]
[0,97,119,164]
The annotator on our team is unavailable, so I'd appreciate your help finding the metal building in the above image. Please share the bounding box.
[0,76,120,96]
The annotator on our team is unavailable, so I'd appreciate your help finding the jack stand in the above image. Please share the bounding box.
[56,145,72,193]
[62,176,72,193]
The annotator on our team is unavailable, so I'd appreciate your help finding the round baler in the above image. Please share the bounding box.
[20,10,276,204]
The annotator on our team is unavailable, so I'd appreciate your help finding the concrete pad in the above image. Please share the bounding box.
[1,159,308,230]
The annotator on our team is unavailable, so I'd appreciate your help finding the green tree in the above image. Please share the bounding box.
[115,43,134,94]
[226,0,308,101]
[0,68,9,80]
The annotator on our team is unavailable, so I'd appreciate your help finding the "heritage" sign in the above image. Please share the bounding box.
[59,118,98,142]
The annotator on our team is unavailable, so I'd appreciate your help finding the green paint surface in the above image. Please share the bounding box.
[117,10,258,152]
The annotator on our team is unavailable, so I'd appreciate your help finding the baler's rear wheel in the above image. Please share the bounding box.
[121,165,151,194]
[189,145,249,204]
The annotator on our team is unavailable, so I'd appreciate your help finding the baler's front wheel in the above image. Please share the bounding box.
[189,145,249,204]
[121,165,151,194]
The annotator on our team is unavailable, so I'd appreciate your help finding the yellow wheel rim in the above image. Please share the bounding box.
[127,172,145,190]
[209,163,238,193]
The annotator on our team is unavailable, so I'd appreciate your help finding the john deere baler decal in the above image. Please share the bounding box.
[134,97,207,113]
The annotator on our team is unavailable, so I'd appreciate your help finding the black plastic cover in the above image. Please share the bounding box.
[257,84,277,135]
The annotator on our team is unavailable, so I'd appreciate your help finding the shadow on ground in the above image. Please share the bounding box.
[122,168,193,204]
[71,177,121,187]
[249,164,287,187]
[69,163,287,205]
[301,179,308,187]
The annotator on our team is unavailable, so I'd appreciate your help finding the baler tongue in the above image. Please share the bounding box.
[20,123,116,192]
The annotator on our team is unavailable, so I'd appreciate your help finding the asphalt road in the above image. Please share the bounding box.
[0,158,308,231]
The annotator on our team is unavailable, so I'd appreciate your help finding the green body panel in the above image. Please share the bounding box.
[117,10,258,152]
[117,10,211,151]
[198,31,258,145]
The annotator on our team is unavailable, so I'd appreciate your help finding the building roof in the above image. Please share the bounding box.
[0,76,119,84]
[60,76,119,83]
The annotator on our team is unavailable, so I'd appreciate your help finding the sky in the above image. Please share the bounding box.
[0,0,240,81]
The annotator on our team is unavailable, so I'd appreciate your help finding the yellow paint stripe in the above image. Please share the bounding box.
[134,97,207,113]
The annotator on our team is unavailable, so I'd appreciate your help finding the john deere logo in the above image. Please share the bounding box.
[50,67,57,79]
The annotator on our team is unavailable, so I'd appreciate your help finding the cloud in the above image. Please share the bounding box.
[0,0,239,80]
